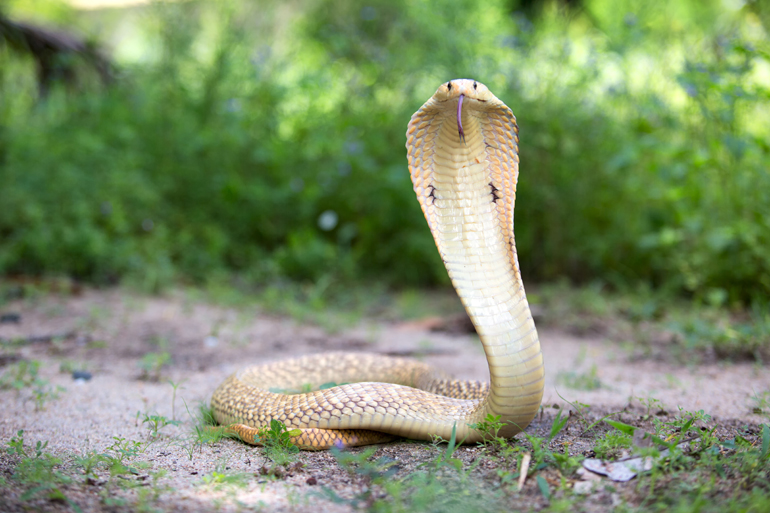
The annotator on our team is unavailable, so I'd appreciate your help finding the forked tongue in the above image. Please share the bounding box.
[457,94,465,144]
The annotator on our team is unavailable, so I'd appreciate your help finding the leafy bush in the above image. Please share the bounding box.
[0,0,767,302]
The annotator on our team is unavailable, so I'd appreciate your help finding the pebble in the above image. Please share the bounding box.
[573,481,597,495]
[0,313,21,324]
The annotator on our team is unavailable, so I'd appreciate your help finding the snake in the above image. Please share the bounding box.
[210,79,545,450]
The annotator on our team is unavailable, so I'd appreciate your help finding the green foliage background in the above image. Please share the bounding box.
[0,0,768,303]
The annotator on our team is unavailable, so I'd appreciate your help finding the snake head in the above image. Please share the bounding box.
[435,79,495,144]
[435,79,493,103]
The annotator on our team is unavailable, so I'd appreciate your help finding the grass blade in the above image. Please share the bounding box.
[548,409,568,441]
[445,422,457,460]
[606,419,636,436]
[536,475,551,499]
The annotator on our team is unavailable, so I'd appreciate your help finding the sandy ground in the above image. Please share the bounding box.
[0,289,767,512]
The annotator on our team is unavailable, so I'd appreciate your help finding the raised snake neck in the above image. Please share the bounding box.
[210,79,545,449]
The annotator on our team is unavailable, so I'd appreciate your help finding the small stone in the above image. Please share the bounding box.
[0,313,21,324]
[573,481,595,495]
[306,476,318,485]
[72,371,92,381]
[576,467,601,481]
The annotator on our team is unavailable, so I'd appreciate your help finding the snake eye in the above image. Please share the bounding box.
[473,82,477,90]
[447,82,452,91]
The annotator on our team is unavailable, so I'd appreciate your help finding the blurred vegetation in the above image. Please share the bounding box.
[0,0,768,306]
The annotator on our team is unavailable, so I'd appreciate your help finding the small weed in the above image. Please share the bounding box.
[593,430,633,459]
[750,389,770,418]
[548,409,570,442]
[99,436,147,475]
[147,334,171,350]
[325,446,400,507]
[168,379,185,421]
[107,437,146,462]
[58,359,89,374]
[71,437,150,487]
[78,305,111,332]
[140,412,182,438]
[667,309,770,361]
[138,352,171,381]
[470,410,581,489]
[5,430,81,511]
[1,360,41,390]
[201,467,252,490]
[73,451,103,481]
[426,423,464,471]
[100,493,129,508]
[31,383,65,411]
[0,360,65,410]
[468,414,521,473]
[181,401,227,460]
[550,443,583,474]
[133,470,171,512]
[470,412,577,479]
[636,396,667,419]
[651,407,714,445]
[256,419,301,466]
[556,392,595,431]
[195,402,219,427]
[324,424,506,512]
[556,365,602,391]
[521,434,551,470]
[468,414,505,446]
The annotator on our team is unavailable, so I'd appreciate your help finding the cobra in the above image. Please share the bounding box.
[210,79,545,449]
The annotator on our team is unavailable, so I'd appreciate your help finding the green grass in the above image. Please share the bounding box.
[532,282,770,362]
[254,419,302,467]
[4,430,78,509]
[0,359,66,410]
[557,365,603,391]
[137,352,171,382]
[1,421,185,511]
[199,467,252,491]
[139,413,182,439]
[316,410,770,512]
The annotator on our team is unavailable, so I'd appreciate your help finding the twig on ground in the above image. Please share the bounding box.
[517,452,531,491]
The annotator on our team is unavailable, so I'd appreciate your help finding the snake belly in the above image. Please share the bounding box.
[210,79,545,450]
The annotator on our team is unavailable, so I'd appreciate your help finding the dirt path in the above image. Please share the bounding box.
[0,289,767,511]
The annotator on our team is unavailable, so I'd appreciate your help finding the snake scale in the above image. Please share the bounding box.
[211,79,545,449]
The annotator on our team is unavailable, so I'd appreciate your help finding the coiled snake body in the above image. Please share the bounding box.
[211,80,545,449]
